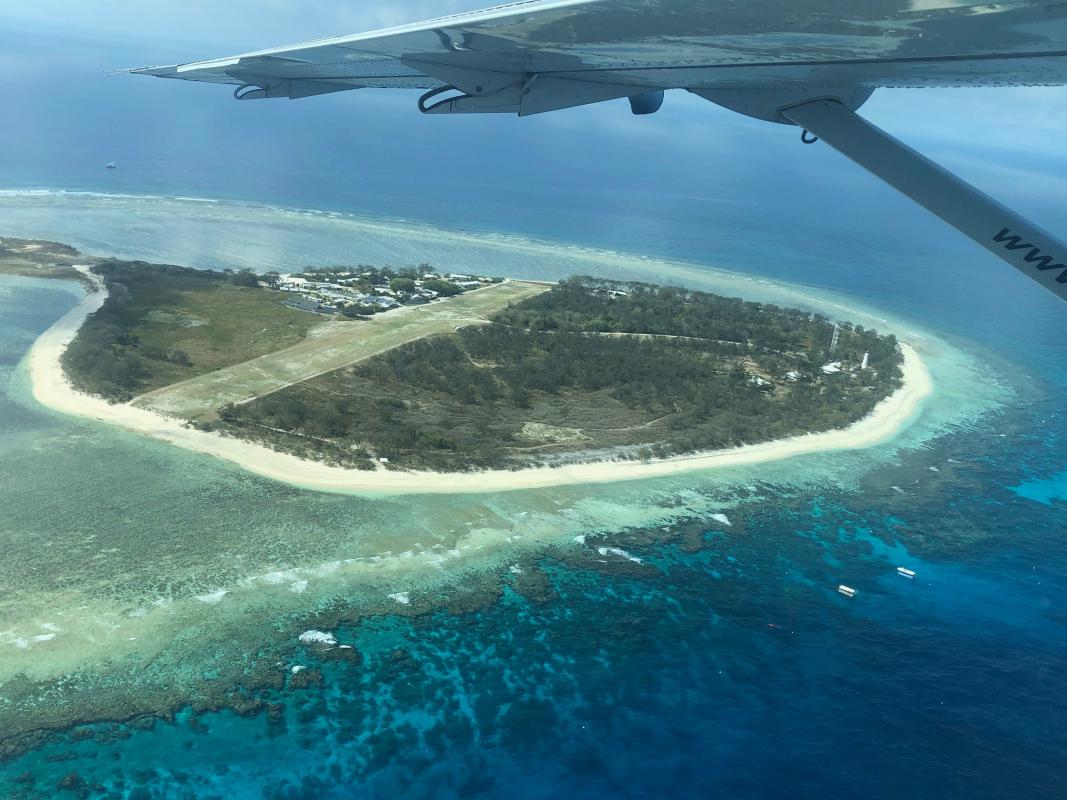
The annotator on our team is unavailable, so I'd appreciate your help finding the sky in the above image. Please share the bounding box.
[2,0,1067,269]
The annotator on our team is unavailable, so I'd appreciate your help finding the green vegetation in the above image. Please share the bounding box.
[62,260,323,400]
[211,277,903,472]
[0,238,87,282]
[494,278,896,360]
[227,269,261,288]
[422,278,463,297]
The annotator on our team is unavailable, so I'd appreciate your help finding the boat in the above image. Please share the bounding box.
[837,585,857,597]
[897,567,916,578]
[105,162,117,170]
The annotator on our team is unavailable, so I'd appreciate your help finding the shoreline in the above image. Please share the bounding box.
[27,268,933,495]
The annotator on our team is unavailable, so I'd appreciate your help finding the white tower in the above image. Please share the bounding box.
[861,351,870,370]
[829,324,840,355]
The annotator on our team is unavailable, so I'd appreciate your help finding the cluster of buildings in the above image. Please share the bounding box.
[590,286,632,300]
[272,270,494,316]
[779,349,870,384]
[820,351,870,376]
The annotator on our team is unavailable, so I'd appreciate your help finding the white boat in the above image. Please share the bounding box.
[837,585,857,597]
[105,161,117,170]
[897,567,916,579]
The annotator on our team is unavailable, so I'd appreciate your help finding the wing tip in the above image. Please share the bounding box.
[127,64,181,77]
[127,55,244,78]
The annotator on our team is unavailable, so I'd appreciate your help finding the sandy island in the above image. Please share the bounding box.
[27,267,933,495]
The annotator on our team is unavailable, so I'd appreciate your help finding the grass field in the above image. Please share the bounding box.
[60,259,334,400]
[127,284,327,392]
[133,281,549,420]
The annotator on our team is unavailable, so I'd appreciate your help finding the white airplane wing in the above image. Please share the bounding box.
[134,0,1067,303]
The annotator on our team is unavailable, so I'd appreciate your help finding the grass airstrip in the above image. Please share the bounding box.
[133,280,549,420]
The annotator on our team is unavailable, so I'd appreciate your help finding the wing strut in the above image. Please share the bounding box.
[781,99,1067,303]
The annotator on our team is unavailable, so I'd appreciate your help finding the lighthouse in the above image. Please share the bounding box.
[861,352,870,370]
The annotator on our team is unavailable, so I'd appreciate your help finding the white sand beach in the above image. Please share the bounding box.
[27,269,933,495]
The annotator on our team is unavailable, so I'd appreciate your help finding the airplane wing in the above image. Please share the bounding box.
[132,0,1067,109]
[134,0,1067,303]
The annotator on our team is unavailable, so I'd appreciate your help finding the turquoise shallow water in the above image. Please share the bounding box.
[1010,469,1067,505]
[0,191,1064,799]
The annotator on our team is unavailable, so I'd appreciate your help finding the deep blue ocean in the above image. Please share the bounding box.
[2,24,1067,799]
